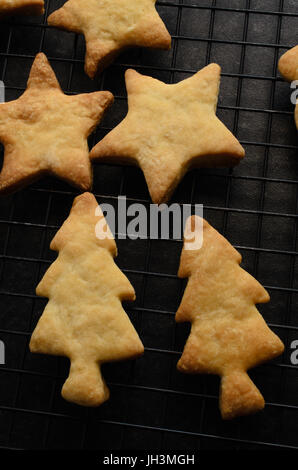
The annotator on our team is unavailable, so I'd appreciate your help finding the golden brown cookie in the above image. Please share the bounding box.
[30,192,144,407]
[0,0,44,17]
[278,45,298,129]
[176,216,284,420]
[48,0,171,78]
[0,53,113,194]
[90,65,245,204]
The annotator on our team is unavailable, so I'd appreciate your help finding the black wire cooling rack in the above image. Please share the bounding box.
[0,0,297,451]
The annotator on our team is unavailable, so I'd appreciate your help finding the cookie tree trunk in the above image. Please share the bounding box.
[176,216,284,420]
[30,192,144,407]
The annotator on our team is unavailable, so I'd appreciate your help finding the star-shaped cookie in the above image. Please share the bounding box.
[0,53,113,195]
[47,0,171,78]
[0,0,44,17]
[278,45,298,129]
[90,64,245,204]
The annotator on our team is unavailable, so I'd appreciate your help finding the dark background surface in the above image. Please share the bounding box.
[0,0,297,451]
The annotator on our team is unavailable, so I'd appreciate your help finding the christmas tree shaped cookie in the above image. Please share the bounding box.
[90,65,245,204]
[30,192,144,407]
[278,45,298,129]
[0,0,44,17]
[176,216,284,420]
[48,0,171,78]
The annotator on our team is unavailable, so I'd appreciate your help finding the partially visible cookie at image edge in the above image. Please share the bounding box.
[0,0,44,17]
[278,45,298,129]
[47,0,171,78]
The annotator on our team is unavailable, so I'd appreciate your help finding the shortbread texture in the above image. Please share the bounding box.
[176,216,284,420]
[0,0,44,16]
[278,45,298,129]
[30,193,144,407]
[0,53,113,194]
[90,65,245,204]
[48,0,171,78]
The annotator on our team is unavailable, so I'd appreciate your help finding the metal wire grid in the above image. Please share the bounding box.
[0,0,297,450]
